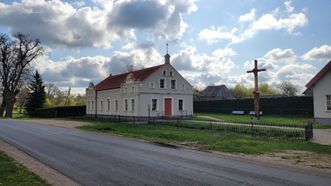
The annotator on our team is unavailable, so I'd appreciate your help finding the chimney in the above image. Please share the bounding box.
[164,53,170,64]
[164,43,170,64]
[88,82,94,88]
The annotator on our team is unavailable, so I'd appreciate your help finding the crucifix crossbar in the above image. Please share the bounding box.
[246,60,266,119]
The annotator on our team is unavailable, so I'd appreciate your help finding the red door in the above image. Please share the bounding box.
[164,98,172,117]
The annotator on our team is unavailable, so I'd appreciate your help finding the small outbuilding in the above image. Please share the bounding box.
[199,85,234,101]
[304,60,331,124]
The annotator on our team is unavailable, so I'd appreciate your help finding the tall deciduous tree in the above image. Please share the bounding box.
[259,83,278,96]
[278,81,299,97]
[25,71,46,115]
[230,84,251,99]
[15,86,29,114]
[0,33,43,117]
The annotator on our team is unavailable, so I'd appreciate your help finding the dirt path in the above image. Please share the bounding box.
[14,119,90,129]
[0,139,80,186]
[312,129,331,145]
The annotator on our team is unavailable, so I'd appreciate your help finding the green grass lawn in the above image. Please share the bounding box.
[195,113,311,124]
[12,112,30,119]
[0,152,48,186]
[78,121,331,154]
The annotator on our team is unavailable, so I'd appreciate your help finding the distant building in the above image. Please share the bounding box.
[304,60,331,124]
[86,53,193,119]
[199,85,234,101]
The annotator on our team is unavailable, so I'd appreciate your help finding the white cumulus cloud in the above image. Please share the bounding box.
[264,48,296,63]
[238,8,256,23]
[198,26,238,44]
[302,45,331,61]
[0,0,198,48]
[198,2,308,45]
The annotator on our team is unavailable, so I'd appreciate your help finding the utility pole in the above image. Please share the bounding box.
[65,87,71,106]
[247,60,266,120]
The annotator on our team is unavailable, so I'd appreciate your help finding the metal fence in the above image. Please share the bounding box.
[153,119,312,141]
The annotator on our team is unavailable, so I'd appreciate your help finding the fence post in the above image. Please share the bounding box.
[305,121,313,141]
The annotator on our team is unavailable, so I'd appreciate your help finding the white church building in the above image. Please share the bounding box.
[86,53,193,119]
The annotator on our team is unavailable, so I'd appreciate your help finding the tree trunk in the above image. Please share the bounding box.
[19,100,25,114]
[4,94,15,118]
[0,99,6,117]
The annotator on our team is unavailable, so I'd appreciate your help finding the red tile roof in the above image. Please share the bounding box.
[94,64,165,91]
[306,60,331,89]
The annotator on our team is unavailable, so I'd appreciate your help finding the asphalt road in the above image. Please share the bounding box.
[0,120,330,186]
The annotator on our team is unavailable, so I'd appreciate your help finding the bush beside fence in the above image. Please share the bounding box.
[30,106,86,118]
[194,96,313,116]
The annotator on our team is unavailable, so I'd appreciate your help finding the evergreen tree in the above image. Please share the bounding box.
[26,70,46,114]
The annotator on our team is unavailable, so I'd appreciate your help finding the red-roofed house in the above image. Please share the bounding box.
[86,53,193,119]
[304,60,331,124]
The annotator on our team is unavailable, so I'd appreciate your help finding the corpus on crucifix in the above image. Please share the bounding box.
[247,60,266,120]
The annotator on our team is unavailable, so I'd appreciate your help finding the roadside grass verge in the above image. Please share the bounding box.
[313,124,331,129]
[195,113,311,127]
[12,112,31,119]
[0,151,48,186]
[78,121,331,154]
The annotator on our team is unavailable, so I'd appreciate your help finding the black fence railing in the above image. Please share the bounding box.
[30,106,86,118]
[153,120,309,141]
[305,121,313,141]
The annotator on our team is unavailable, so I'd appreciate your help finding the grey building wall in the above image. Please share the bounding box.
[313,70,331,124]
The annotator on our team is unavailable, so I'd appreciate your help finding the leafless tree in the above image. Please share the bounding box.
[45,83,60,98]
[0,33,44,117]
[278,81,299,97]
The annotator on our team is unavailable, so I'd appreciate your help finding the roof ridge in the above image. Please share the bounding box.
[94,63,165,91]
[109,64,165,77]
[305,60,331,89]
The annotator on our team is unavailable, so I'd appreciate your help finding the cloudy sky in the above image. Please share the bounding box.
[0,0,330,95]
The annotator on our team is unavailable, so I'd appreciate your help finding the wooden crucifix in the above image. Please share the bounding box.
[247,60,266,120]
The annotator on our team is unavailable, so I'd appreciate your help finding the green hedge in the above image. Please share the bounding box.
[194,96,313,116]
[30,106,86,118]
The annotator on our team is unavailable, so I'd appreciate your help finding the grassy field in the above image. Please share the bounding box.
[78,121,331,154]
[195,113,311,124]
[0,152,48,186]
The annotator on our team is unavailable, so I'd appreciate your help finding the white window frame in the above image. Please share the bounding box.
[163,70,167,76]
[151,98,158,111]
[107,98,111,113]
[132,86,135,93]
[178,99,184,111]
[327,95,331,111]
[170,71,173,76]
[114,99,118,112]
[171,79,176,89]
[100,100,104,113]
[149,82,155,89]
[159,78,166,89]
[131,98,135,112]
[124,99,128,112]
